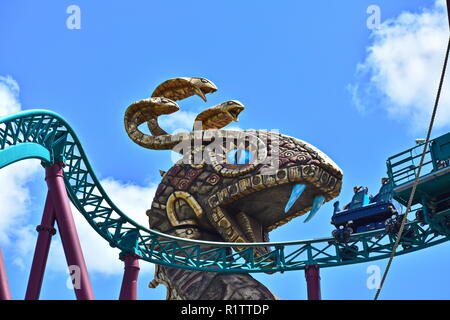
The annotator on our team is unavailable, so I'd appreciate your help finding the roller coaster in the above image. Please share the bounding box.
[1,1,450,301]
[0,109,449,300]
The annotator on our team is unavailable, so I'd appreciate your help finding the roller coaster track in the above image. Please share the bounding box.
[1,109,449,280]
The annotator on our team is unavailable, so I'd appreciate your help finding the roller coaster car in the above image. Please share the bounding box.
[331,182,403,242]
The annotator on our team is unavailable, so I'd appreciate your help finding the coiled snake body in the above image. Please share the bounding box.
[124,77,343,300]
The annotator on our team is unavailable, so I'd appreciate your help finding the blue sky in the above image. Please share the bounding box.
[1,0,450,300]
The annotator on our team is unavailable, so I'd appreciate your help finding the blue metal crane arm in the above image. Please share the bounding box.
[0,110,449,273]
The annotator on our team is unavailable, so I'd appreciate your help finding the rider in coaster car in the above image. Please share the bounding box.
[343,186,365,210]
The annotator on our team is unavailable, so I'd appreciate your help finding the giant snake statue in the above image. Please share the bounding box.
[124,77,343,300]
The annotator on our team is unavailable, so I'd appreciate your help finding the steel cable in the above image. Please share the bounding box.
[374,36,450,300]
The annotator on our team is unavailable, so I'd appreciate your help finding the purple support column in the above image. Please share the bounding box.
[25,193,56,300]
[119,254,140,300]
[45,162,94,300]
[0,248,12,300]
[305,264,321,300]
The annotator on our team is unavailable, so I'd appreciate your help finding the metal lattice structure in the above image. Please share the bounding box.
[0,109,449,276]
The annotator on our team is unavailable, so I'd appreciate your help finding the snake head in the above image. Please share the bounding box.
[188,77,218,102]
[194,100,245,130]
[222,100,245,122]
[151,77,218,102]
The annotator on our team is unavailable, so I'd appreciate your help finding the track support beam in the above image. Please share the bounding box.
[44,162,94,300]
[0,248,12,300]
[25,193,56,300]
[119,254,140,300]
[305,264,321,300]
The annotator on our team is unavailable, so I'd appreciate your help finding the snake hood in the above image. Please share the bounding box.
[124,77,343,258]
[147,130,342,255]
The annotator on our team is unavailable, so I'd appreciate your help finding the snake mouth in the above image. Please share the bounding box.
[221,101,245,122]
[207,163,342,243]
[194,86,217,102]
[192,78,218,102]
[227,106,244,122]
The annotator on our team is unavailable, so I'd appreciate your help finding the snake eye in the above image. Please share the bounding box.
[227,148,252,165]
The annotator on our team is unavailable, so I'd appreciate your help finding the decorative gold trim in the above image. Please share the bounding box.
[166,191,204,228]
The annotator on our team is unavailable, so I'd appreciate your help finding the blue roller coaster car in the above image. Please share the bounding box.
[331,180,404,242]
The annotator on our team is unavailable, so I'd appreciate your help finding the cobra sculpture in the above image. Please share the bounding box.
[124,77,343,300]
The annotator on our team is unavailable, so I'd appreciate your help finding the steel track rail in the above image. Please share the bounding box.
[1,110,449,273]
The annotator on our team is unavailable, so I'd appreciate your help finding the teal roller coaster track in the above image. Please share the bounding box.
[0,0,448,301]
[0,110,448,276]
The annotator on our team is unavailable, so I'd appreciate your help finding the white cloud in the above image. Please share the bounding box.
[158,107,244,133]
[48,178,157,276]
[159,110,197,132]
[0,162,41,245]
[0,76,41,250]
[350,0,450,131]
[0,75,156,279]
[98,178,157,227]
[0,76,21,117]
[223,124,244,131]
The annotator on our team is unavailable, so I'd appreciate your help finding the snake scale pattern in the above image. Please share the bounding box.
[124,77,343,300]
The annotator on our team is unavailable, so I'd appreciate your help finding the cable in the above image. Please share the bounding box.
[447,0,450,30]
[374,36,450,300]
